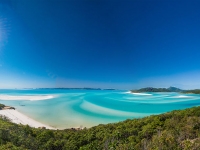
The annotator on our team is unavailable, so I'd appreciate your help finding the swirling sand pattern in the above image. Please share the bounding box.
[0,89,200,128]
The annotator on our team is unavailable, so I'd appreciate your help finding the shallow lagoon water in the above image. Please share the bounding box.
[0,89,200,129]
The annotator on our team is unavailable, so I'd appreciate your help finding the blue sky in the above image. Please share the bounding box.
[0,0,200,89]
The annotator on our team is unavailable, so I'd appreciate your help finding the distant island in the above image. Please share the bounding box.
[27,88,116,90]
[131,86,200,94]
[182,89,200,94]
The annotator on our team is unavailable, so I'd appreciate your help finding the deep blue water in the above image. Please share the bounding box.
[0,89,200,129]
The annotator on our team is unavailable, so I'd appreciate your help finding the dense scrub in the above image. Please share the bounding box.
[1,106,200,149]
[0,104,5,110]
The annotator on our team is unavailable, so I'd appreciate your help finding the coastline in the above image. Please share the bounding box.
[0,109,55,129]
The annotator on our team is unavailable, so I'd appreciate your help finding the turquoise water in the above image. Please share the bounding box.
[0,89,200,129]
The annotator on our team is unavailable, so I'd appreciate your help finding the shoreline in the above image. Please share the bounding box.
[0,109,55,130]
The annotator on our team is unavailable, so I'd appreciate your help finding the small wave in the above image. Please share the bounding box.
[125,91,152,96]
[0,95,55,101]
[125,91,131,94]
[130,92,152,96]
[170,95,193,99]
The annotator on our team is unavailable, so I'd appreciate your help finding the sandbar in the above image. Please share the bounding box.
[0,95,55,101]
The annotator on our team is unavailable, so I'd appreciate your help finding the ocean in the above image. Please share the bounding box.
[0,89,200,129]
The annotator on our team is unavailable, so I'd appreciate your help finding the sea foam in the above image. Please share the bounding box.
[130,92,152,96]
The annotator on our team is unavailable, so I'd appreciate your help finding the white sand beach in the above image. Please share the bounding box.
[0,109,55,129]
[0,95,55,101]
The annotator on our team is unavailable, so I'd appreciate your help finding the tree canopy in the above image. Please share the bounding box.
[1,105,200,149]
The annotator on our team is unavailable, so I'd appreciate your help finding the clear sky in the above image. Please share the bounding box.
[0,0,200,89]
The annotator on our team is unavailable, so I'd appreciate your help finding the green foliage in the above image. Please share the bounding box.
[182,89,200,94]
[131,87,200,94]
[131,86,182,93]
[0,104,5,110]
[1,106,200,149]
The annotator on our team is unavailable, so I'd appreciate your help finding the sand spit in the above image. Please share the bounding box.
[0,95,55,101]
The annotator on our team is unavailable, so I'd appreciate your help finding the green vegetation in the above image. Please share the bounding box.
[0,104,5,110]
[131,87,200,94]
[0,104,15,110]
[1,105,200,149]
[131,86,182,93]
[182,89,200,94]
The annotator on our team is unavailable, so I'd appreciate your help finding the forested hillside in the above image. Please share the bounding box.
[182,89,200,94]
[1,106,200,149]
[131,87,200,94]
[131,87,182,93]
